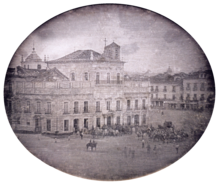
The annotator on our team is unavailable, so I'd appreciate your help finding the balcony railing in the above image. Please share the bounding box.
[95,80,123,85]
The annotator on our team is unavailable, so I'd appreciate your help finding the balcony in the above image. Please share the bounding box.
[200,87,205,91]
[95,80,123,85]
[155,89,159,92]
[163,89,167,92]
[186,87,191,91]
[193,87,198,91]
[126,107,132,110]
[172,90,176,93]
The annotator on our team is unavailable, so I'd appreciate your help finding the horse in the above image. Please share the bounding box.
[86,142,97,151]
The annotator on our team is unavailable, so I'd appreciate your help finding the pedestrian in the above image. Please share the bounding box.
[132,148,135,159]
[89,139,92,143]
[153,145,157,154]
[142,139,145,148]
[54,137,57,143]
[124,147,127,158]
[128,147,132,156]
[80,130,83,140]
[161,111,164,115]
[175,144,179,154]
[68,136,70,141]
[147,144,151,153]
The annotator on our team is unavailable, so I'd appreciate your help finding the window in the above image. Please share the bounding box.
[116,100,120,111]
[71,73,75,81]
[193,94,197,101]
[172,94,176,100]
[107,73,110,83]
[107,116,111,126]
[117,73,120,84]
[134,115,139,125]
[135,100,138,109]
[96,73,100,84]
[47,119,51,131]
[193,83,197,91]
[36,102,41,113]
[9,82,12,92]
[64,120,69,131]
[180,94,183,101]
[27,122,30,125]
[164,94,166,99]
[163,86,167,92]
[142,99,146,109]
[84,101,88,113]
[151,94,153,99]
[127,116,131,125]
[155,86,159,92]
[84,72,88,81]
[107,101,110,110]
[24,65,26,68]
[117,116,120,124]
[200,94,205,101]
[46,102,51,114]
[127,100,130,109]
[27,65,29,69]
[96,118,100,128]
[74,102,78,113]
[26,101,30,113]
[186,83,190,90]
[96,101,100,112]
[200,83,205,91]
[186,94,190,101]
[142,114,146,124]
[37,64,41,70]
[151,86,154,92]
[172,86,176,92]
[64,102,68,114]
[84,119,88,128]
[156,94,158,99]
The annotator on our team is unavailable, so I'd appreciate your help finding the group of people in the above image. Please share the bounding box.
[123,147,135,158]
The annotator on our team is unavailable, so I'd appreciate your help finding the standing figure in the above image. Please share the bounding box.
[124,147,127,158]
[147,144,151,153]
[175,144,179,154]
[80,130,84,140]
[142,139,145,148]
[132,148,135,159]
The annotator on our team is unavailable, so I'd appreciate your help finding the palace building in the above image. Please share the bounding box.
[5,42,150,133]
[4,42,214,134]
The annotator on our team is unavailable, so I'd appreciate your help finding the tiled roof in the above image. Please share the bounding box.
[17,66,46,77]
[33,67,69,82]
[50,50,101,62]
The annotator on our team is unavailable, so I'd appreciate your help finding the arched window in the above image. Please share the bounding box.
[84,72,88,81]
[37,64,41,70]
[107,73,110,83]
[117,73,120,84]
[96,72,100,84]
[71,73,75,81]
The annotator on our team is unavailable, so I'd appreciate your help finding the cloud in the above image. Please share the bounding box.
[163,29,183,43]
[121,42,140,55]
[33,27,56,40]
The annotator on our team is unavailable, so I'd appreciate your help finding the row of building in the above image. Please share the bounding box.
[4,42,215,134]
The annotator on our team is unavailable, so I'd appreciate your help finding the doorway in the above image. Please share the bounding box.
[107,116,111,126]
[73,119,79,132]
[35,118,41,133]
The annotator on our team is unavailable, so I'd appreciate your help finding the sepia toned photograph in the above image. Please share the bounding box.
[3,3,215,181]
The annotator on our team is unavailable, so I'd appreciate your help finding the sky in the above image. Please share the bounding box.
[10,4,210,74]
